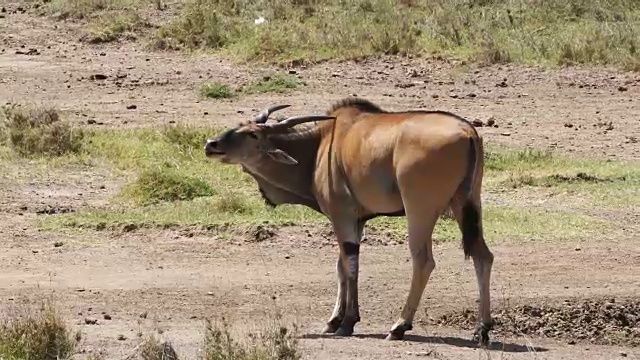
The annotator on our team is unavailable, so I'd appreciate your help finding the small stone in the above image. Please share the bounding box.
[486,117,496,127]
[500,132,511,136]
[89,74,107,81]
[472,119,484,127]
[32,250,39,254]
[206,291,214,296]
[620,352,627,357]
[87,119,97,125]
[117,334,127,341]
[203,111,209,115]
[139,312,148,319]
[618,86,628,92]
[53,241,64,248]
[284,255,291,259]
[564,123,574,128]
[84,318,98,325]
[103,314,112,320]
[288,70,297,75]
[575,247,581,251]
[126,104,137,110]
[467,93,477,98]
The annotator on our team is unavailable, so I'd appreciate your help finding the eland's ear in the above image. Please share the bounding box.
[265,148,298,165]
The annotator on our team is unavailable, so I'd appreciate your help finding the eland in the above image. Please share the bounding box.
[204,97,495,345]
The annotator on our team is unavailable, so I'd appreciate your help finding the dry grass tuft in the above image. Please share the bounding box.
[0,302,78,360]
[0,103,84,157]
[203,317,300,360]
[139,335,179,360]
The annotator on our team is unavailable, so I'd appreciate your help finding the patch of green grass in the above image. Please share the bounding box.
[122,167,216,205]
[154,0,640,69]
[204,317,300,360]
[86,12,152,43]
[241,74,302,94]
[201,81,235,99]
[0,104,85,158]
[485,146,640,206]
[200,74,301,99]
[0,302,78,360]
[18,124,624,242]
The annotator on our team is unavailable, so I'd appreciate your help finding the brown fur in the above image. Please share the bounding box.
[204,97,495,345]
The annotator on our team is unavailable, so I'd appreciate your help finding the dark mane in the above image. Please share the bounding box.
[326,97,386,115]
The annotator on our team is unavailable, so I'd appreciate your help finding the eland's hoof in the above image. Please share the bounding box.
[333,325,354,337]
[473,322,493,347]
[386,323,412,341]
[322,318,342,334]
[385,331,405,341]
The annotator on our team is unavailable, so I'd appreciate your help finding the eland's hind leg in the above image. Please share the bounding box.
[386,207,439,341]
[450,197,494,347]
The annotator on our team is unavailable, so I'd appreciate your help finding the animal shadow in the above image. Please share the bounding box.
[301,333,549,353]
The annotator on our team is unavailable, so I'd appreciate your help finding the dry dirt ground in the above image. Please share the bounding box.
[1,6,640,360]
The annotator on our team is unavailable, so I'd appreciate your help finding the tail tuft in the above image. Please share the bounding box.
[461,201,480,259]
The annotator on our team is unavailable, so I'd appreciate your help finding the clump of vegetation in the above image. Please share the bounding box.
[86,12,152,43]
[0,104,84,157]
[0,303,78,360]
[162,124,212,155]
[155,0,640,69]
[203,317,300,360]
[122,166,216,205]
[242,74,301,94]
[201,81,235,99]
[140,335,179,360]
[213,191,253,214]
[200,74,301,99]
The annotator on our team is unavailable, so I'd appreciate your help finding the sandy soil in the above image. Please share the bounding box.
[1,5,639,360]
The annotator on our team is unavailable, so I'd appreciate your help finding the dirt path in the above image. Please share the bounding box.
[1,7,639,360]
[2,226,639,359]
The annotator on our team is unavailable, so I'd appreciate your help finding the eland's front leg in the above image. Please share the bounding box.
[322,258,346,334]
[332,220,364,337]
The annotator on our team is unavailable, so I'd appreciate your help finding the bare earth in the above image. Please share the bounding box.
[1,6,640,360]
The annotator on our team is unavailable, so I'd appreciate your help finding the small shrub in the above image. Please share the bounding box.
[86,13,152,43]
[0,104,84,157]
[242,74,301,94]
[123,167,215,205]
[0,303,78,360]
[140,335,179,360]
[201,82,234,99]
[203,317,300,360]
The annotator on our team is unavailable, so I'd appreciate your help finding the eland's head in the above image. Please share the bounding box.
[204,104,335,166]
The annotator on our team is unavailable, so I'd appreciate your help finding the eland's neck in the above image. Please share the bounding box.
[243,125,323,212]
